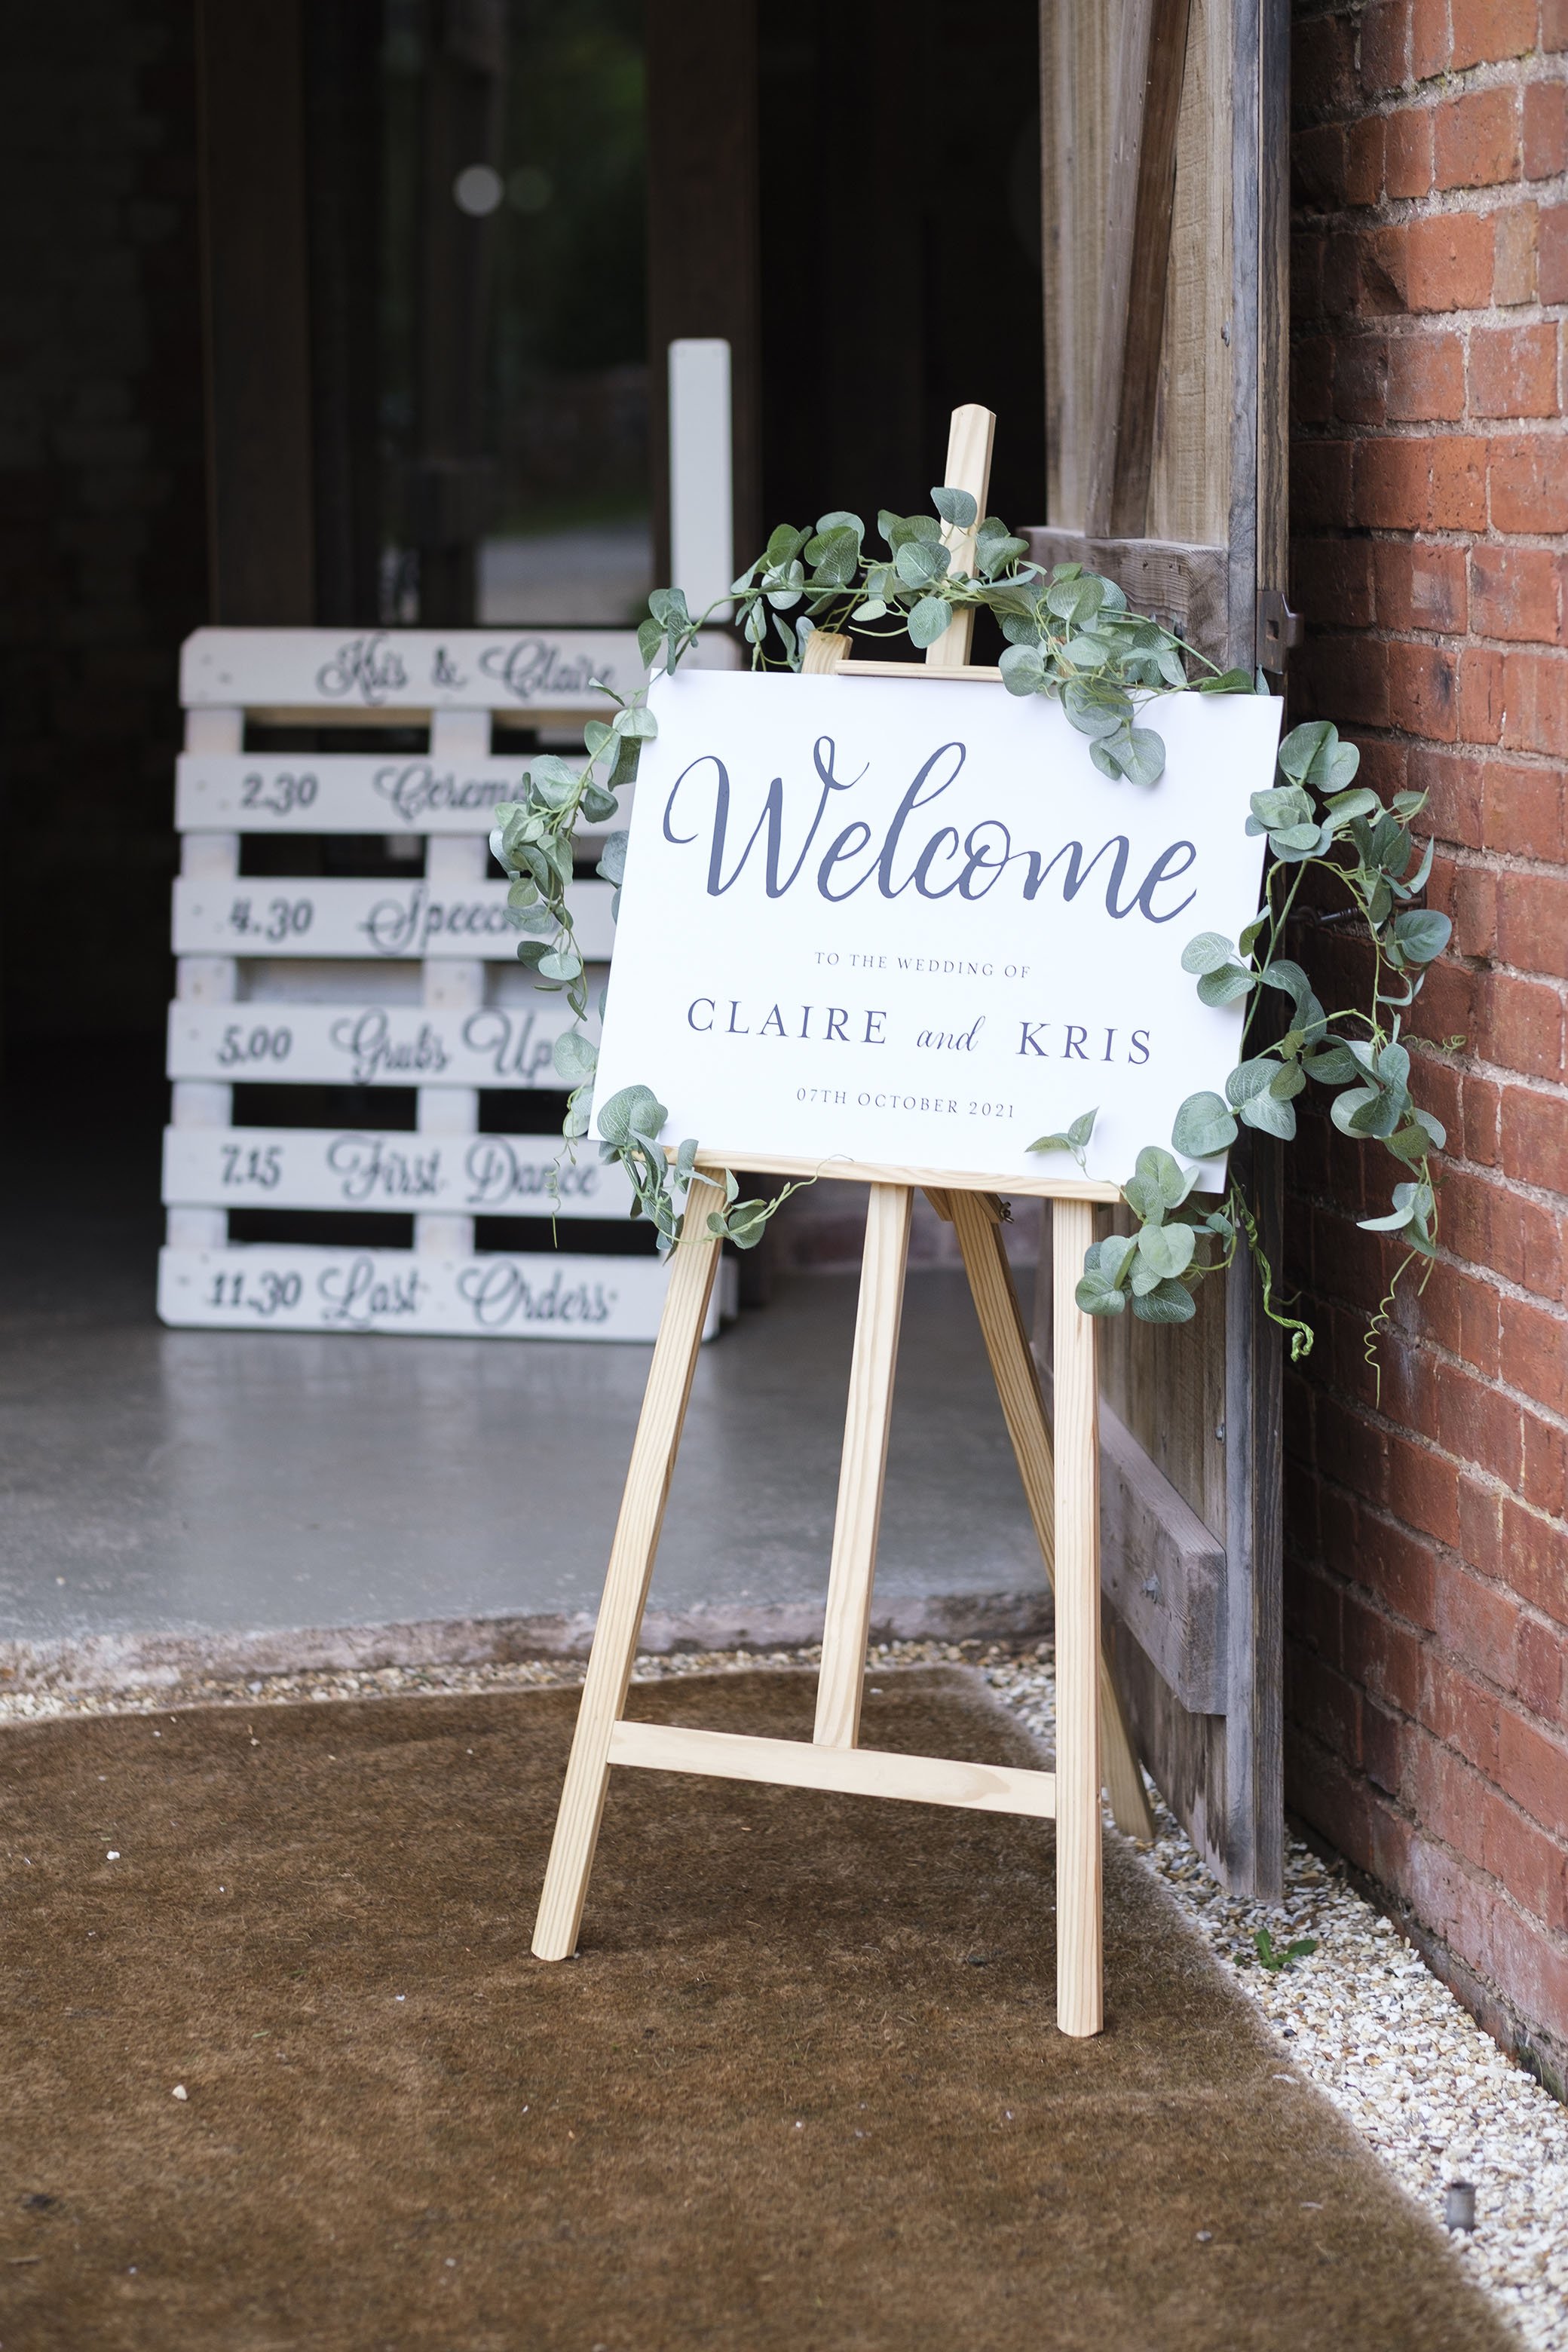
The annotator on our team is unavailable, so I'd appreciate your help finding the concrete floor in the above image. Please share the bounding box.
[2,1064,1047,1679]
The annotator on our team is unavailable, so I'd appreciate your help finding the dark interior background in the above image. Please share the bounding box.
[0,1,1043,1098]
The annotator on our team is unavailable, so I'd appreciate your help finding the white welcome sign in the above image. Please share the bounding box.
[593,669,1285,1190]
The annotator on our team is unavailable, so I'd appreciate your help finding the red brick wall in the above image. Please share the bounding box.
[1288,0,1568,2084]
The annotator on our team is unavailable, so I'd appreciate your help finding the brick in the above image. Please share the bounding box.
[1445,856,1499,954]
[1501,651,1568,758]
[1293,441,1354,528]
[1541,203,1568,302]
[1481,1790,1568,1931]
[1450,0,1540,63]
[1482,762,1565,860]
[1387,1430,1462,1542]
[1549,0,1568,45]
[1491,202,1540,306]
[1499,1708,1568,1836]
[1524,79,1568,178]
[1355,433,1487,528]
[1295,124,1349,210]
[1406,212,1497,310]
[1437,1358,1525,1484]
[1501,1082,1568,1187]
[1361,1697,1410,1798]
[1470,547,1566,645]
[1461,1072,1503,1165]
[1348,117,1388,207]
[1296,11,1358,115]
[1388,639,1462,737]
[1517,1615,1568,1725]
[1345,1592,1426,1714]
[1386,106,1435,198]
[1468,323,1560,418]
[1385,328,1465,418]
[1434,1558,1521,1692]
[1293,334,1336,425]
[1497,871,1568,980]
[1334,334,1390,423]
[1484,971,1568,1075]
[1362,0,1413,91]
[1361,1510,1441,1628]
[1375,540,1468,629]
[1501,1293,1568,1415]
[1521,1408,1568,1514]
[1413,746,1484,844]
[1490,434,1568,534]
[1296,535,1376,627]
[1413,0,1453,78]
[1435,88,1522,190]
[1459,643,1506,738]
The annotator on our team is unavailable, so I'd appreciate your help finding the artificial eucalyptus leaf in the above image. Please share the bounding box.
[1132,1279,1197,1324]
[1239,1088,1297,1141]
[1172,1091,1239,1157]
[1075,1269,1128,1316]
[553,1030,598,1084]
[1181,931,1237,977]
[906,596,952,648]
[1138,1220,1196,1279]
[596,828,629,887]
[538,946,583,983]
[1391,908,1451,964]
[998,643,1046,695]
[1196,963,1255,1006]
[930,485,978,529]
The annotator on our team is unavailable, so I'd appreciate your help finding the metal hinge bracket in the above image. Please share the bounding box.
[1257,588,1304,674]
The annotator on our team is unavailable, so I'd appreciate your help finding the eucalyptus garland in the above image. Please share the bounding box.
[489,489,1452,1358]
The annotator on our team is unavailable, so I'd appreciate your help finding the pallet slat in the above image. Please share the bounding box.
[171,876,616,961]
[161,1125,635,1217]
[175,752,637,841]
[157,1244,692,1340]
[180,626,649,713]
[166,996,596,1089]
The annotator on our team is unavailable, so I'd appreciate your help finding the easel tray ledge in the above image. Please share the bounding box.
[688,1148,1122,1205]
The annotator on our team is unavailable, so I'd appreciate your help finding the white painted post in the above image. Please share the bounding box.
[167,704,242,1251]
[668,338,733,624]
[415,707,489,1259]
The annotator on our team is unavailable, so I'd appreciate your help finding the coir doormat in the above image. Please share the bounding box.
[0,1668,1513,2351]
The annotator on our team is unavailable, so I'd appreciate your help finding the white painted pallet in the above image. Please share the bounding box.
[163,625,713,1343]
[162,1125,636,1217]
[166,995,596,1089]
[170,874,617,961]
[158,1244,687,1340]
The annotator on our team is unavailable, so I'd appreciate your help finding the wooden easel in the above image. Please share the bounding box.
[531,407,1153,2038]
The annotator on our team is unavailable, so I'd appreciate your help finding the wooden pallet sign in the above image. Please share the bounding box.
[531,406,1282,2034]
[162,624,737,1343]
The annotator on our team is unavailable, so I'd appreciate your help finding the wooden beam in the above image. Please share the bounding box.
[609,1719,1057,1820]
[1024,528,1227,660]
[1083,0,1193,541]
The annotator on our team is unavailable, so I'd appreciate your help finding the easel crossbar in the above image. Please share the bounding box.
[608,1719,1056,1819]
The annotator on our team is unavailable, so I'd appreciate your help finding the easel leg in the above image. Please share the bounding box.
[532,1196,723,1962]
[1052,1198,1104,2038]
[813,1184,913,1749]
[944,1190,1154,1845]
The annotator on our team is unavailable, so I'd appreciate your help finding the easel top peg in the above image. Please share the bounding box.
[801,403,1000,682]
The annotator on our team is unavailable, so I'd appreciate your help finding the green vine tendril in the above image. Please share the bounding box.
[488,486,1451,1353]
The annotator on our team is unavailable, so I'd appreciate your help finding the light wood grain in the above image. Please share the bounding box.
[948,1191,1153,1845]
[814,1184,913,1748]
[1147,0,1232,549]
[531,1185,724,1960]
[609,1719,1057,1819]
[926,403,995,669]
[687,1150,1120,1205]
[1052,1196,1104,2036]
[1086,0,1194,538]
[1042,0,1122,531]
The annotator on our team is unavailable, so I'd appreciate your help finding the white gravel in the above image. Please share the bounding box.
[6,1635,1565,2344]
